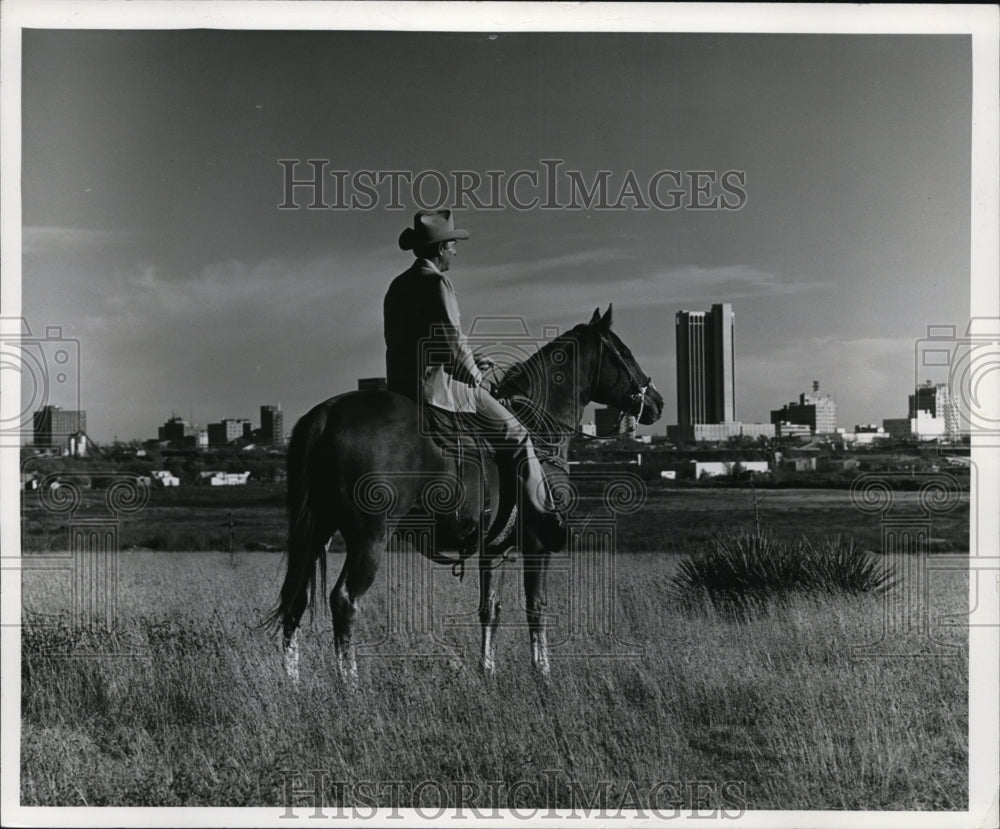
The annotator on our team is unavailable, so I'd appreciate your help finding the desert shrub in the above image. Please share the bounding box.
[800,534,898,596]
[671,529,896,617]
[670,529,805,617]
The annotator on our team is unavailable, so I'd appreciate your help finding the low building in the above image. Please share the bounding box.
[882,417,911,438]
[909,382,959,440]
[912,409,948,440]
[770,383,838,434]
[667,422,775,443]
[158,415,195,442]
[882,383,960,442]
[112,446,148,460]
[33,405,87,445]
[688,460,769,478]
[836,426,890,446]
[882,413,947,441]
[207,418,252,447]
[782,457,817,472]
[159,434,203,451]
[774,421,812,439]
[151,470,180,487]
[199,470,251,486]
[68,431,91,458]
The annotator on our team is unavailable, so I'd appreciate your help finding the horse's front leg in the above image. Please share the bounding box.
[479,556,503,674]
[522,542,551,678]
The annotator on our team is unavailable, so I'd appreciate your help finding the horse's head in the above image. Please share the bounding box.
[582,305,664,425]
[493,304,664,431]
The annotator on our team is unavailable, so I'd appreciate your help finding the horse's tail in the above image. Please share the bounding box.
[261,406,330,633]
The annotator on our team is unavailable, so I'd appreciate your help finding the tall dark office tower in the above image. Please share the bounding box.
[675,303,736,426]
[260,404,284,445]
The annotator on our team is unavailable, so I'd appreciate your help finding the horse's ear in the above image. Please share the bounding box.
[589,308,601,325]
[600,304,614,329]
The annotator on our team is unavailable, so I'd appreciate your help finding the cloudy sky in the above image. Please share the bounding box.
[19,29,970,442]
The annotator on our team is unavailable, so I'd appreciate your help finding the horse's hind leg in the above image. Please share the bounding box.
[282,595,307,683]
[330,526,384,682]
[282,526,331,684]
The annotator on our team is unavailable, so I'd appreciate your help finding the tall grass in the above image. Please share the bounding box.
[20,551,967,810]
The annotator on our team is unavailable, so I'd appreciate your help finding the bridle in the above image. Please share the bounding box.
[495,327,652,441]
[590,328,652,431]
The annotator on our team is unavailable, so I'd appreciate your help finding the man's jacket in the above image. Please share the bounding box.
[384,258,483,412]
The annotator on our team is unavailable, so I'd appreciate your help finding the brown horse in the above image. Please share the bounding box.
[265,305,663,680]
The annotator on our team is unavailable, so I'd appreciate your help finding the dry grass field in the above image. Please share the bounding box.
[20,484,970,555]
[19,487,969,812]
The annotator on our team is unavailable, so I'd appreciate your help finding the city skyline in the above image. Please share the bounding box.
[17,30,972,443]
[27,368,963,448]
[17,292,970,445]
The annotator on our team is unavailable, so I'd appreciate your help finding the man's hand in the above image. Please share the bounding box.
[474,355,496,372]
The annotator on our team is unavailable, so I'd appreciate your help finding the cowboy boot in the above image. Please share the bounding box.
[517,451,568,553]
[530,506,567,552]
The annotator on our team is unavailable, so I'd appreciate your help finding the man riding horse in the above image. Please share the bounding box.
[268,212,664,679]
[384,209,566,551]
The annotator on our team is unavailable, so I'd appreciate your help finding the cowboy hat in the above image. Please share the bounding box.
[398,209,470,251]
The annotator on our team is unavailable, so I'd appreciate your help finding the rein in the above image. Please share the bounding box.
[493,329,650,444]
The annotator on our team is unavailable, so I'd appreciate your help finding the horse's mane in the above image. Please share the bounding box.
[492,323,590,401]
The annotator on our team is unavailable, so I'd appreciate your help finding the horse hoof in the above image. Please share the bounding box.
[531,661,551,683]
[338,666,359,689]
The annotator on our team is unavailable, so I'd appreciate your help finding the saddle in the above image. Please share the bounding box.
[420,405,496,463]
[420,405,518,556]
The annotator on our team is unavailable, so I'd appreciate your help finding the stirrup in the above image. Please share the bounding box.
[487,542,517,562]
[484,504,518,550]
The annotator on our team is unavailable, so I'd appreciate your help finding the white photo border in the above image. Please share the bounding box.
[1,2,997,828]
